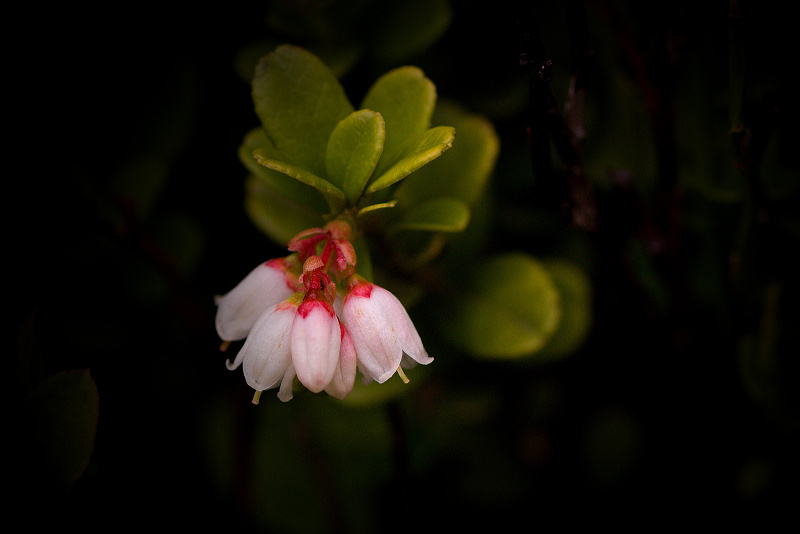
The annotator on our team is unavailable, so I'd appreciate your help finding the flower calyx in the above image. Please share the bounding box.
[287,218,357,280]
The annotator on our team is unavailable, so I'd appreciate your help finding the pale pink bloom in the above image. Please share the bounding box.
[226,295,348,402]
[225,299,298,399]
[291,299,341,393]
[215,258,297,341]
[342,278,432,383]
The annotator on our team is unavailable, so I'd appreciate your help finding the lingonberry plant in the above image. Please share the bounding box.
[217,44,590,404]
[216,45,455,402]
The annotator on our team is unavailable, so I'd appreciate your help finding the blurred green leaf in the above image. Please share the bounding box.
[360,66,437,176]
[391,197,470,233]
[248,401,327,534]
[325,109,386,204]
[395,100,500,207]
[252,44,354,178]
[537,259,593,360]
[339,366,431,407]
[441,253,561,358]
[364,126,455,195]
[20,370,99,491]
[245,175,325,245]
[369,0,452,66]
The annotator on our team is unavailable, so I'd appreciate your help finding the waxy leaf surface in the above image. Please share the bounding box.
[361,66,436,177]
[252,44,354,178]
[325,109,386,205]
[364,126,455,195]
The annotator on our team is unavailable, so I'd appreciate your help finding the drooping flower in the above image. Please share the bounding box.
[225,296,300,401]
[341,274,433,384]
[214,257,299,342]
[290,297,341,394]
[225,255,352,403]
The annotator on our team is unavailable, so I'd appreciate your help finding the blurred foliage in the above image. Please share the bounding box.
[9,0,800,531]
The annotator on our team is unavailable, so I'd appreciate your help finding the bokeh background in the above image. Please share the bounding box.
[10,0,799,531]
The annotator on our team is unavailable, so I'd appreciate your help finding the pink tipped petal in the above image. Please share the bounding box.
[215,260,297,341]
[240,304,296,391]
[343,290,403,383]
[291,301,341,393]
[326,324,357,400]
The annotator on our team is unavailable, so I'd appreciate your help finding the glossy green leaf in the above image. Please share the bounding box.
[251,44,354,178]
[392,197,470,233]
[364,126,455,195]
[395,101,499,207]
[441,253,561,358]
[361,66,437,176]
[240,128,329,213]
[244,175,325,245]
[253,148,345,202]
[325,109,385,204]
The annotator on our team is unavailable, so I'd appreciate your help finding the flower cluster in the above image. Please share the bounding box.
[215,219,432,403]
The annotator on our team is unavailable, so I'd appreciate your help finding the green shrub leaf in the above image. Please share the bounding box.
[253,149,345,201]
[252,44,354,178]
[325,109,386,205]
[392,197,470,233]
[364,126,455,195]
[441,253,561,358]
[361,66,437,176]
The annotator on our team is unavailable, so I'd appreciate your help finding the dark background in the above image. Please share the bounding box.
[9,0,798,531]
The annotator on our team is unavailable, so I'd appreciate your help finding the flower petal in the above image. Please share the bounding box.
[343,289,402,383]
[291,300,341,393]
[326,323,357,400]
[215,259,296,341]
[238,304,296,391]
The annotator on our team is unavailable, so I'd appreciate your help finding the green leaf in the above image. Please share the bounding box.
[361,66,437,176]
[369,0,452,66]
[441,253,561,358]
[240,128,329,213]
[351,233,374,283]
[325,109,385,205]
[364,126,455,195]
[537,259,593,360]
[245,175,325,245]
[20,370,99,491]
[395,101,499,207]
[252,45,354,178]
[253,148,345,202]
[391,197,470,233]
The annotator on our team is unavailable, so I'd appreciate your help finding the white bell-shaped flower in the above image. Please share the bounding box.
[342,276,432,383]
[225,299,298,398]
[215,258,297,341]
[291,298,341,393]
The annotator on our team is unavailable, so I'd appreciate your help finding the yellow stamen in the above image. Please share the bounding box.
[396,366,410,384]
[252,390,262,405]
[219,340,231,352]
